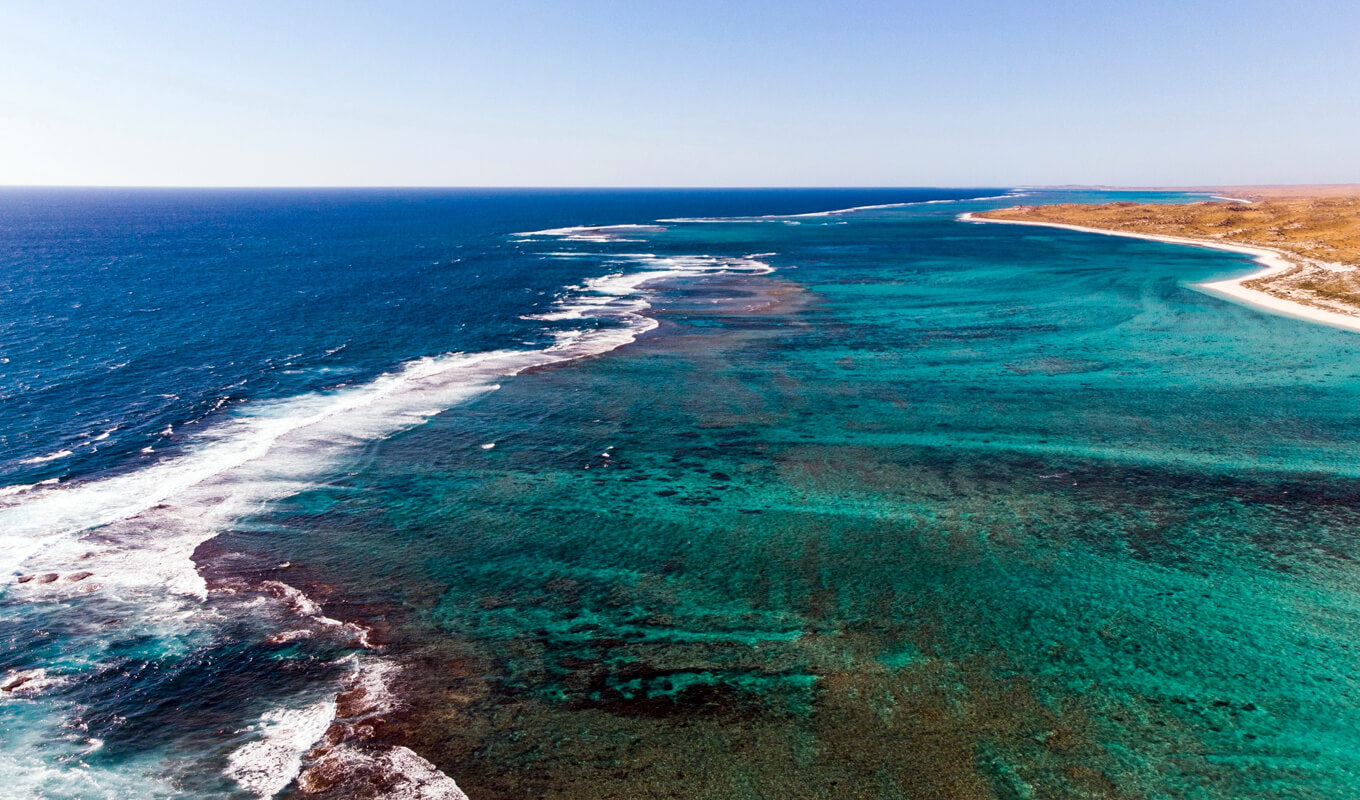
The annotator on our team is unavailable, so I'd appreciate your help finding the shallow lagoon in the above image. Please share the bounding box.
[237,196,1360,798]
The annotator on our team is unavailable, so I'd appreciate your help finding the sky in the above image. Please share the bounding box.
[2,0,1358,187]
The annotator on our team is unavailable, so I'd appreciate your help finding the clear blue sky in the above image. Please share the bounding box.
[2,0,1357,187]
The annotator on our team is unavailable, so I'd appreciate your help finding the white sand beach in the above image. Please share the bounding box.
[959,212,1360,333]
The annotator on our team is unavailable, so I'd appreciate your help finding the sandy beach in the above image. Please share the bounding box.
[959,212,1360,333]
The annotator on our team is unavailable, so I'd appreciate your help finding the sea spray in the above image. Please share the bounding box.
[0,236,778,798]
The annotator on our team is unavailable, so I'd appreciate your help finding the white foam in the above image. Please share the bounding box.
[262,580,325,617]
[657,193,1026,223]
[381,747,471,800]
[336,655,401,718]
[225,698,337,799]
[264,629,313,645]
[0,721,179,800]
[782,193,1026,217]
[0,337,641,595]
[0,246,777,603]
[0,483,41,498]
[299,744,470,800]
[525,253,773,326]
[514,223,667,242]
[0,668,67,698]
[276,657,468,797]
[18,449,73,465]
[778,201,920,218]
[0,240,779,799]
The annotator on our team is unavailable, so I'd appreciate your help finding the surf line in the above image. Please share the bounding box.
[0,246,778,798]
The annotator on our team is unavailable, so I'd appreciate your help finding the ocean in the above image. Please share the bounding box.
[4,187,1360,799]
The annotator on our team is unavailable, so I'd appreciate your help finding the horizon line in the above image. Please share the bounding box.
[2,183,1357,193]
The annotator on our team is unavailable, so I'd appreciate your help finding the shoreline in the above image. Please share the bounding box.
[958,212,1360,334]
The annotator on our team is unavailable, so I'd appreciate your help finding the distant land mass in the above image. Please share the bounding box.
[1030,184,1360,199]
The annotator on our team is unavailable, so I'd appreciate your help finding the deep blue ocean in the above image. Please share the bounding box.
[6,187,1360,800]
[0,188,1000,487]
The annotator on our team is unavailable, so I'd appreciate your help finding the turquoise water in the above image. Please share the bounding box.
[0,188,998,797]
[8,188,1360,798]
[230,193,1360,798]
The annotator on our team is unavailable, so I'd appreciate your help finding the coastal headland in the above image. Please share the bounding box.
[965,186,1360,331]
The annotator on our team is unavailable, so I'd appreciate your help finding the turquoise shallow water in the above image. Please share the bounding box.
[1,188,1000,798]
[228,194,1360,798]
[8,188,1360,799]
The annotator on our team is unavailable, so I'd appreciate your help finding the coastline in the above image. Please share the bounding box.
[959,212,1360,334]
[15,189,1360,797]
